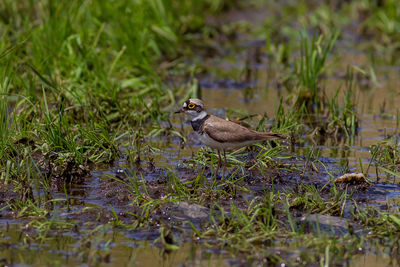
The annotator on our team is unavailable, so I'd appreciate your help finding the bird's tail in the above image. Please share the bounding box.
[260,132,287,140]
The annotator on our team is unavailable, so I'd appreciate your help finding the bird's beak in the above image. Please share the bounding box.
[175,108,184,114]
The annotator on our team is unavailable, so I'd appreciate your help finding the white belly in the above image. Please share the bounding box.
[196,132,261,151]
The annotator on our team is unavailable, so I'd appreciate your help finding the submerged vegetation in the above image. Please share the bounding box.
[1,0,400,266]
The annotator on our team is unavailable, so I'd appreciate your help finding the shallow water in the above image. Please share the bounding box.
[351,251,399,267]
[0,223,229,267]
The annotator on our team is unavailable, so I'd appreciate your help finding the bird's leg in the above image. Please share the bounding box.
[222,150,227,178]
[215,150,222,177]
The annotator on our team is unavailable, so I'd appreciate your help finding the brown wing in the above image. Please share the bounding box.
[202,116,265,143]
[203,115,286,143]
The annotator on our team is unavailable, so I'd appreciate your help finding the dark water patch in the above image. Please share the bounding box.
[356,183,400,206]
[125,229,160,241]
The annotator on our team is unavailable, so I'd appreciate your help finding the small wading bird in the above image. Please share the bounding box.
[175,98,286,177]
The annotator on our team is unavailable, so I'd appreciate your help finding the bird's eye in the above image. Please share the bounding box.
[188,103,195,109]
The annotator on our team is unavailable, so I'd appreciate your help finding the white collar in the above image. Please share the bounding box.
[191,111,208,121]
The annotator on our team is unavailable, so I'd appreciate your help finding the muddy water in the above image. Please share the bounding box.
[0,224,228,267]
[352,253,399,267]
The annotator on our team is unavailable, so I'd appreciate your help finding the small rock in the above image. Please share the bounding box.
[300,214,350,235]
[175,201,209,220]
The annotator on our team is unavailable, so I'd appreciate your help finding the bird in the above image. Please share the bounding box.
[175,98,286,178]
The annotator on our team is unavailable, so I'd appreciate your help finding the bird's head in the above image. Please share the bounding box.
[175,98,207,120]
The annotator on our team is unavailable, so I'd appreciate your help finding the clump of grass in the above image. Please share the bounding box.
[205,194,278,247]
[287,183,349,216]
[0,75,15,162]
[351,202,400,237]
[369,139,400,179]
[272,99,305,139]
[282,32,360,142]
[325,70,359,140]
[294,30,340,112]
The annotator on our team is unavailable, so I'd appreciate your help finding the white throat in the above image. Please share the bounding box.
[191,111,208,121]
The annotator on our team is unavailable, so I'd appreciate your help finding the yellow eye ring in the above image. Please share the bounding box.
[188,103,195,109]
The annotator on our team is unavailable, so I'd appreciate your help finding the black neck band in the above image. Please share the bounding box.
[191,115,210,132]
